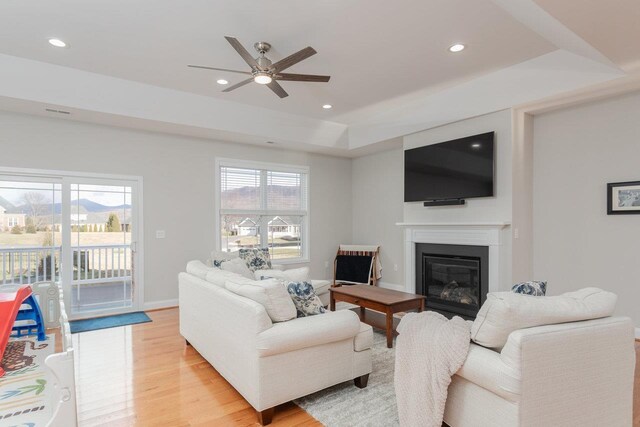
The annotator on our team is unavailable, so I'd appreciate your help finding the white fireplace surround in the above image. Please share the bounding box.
[397,222,511,295]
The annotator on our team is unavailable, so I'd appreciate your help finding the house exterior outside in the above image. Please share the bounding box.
[0,206,26,231]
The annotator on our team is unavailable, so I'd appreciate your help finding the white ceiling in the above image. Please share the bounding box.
[534,0,640,72]
[0,0,554,122]
[0,0,637,154]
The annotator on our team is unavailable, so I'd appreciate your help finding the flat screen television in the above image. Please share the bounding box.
[404,132,494,203]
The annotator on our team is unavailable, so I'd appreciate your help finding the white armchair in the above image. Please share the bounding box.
[444,316,636,426]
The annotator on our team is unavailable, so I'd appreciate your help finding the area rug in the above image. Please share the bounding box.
[70,311,151,333]
[294,330,399,426]
[0,334,54,426]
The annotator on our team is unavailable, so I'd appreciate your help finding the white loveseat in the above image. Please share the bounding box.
[178,266,373,425]
[443,290,637,427]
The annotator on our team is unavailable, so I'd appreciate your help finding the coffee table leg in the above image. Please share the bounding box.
[330,294,335,311]
[419,299,425,312]
[386,308,393,348]
[359,306,365,321]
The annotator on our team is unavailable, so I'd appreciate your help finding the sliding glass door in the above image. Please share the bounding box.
[66,181,137,316]
[0,170,142,319]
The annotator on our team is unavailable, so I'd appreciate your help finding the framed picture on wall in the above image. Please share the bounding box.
[607,181,640,215]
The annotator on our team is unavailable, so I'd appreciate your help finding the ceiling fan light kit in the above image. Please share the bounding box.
[188,36,331,98]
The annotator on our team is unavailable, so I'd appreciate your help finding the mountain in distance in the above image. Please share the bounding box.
[70,199,131,213]
[12,199,131,215]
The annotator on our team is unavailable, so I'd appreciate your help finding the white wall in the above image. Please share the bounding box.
[403,109,513,224]
[0,111,352,307]
[351,149,404,287]
[403,110,513,289]
[533,91,640,327]
[349,110,514,291]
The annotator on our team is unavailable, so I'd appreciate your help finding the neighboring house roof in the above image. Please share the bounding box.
[238,218,257,227]
[268,216,290,226]
[0,195,15,211]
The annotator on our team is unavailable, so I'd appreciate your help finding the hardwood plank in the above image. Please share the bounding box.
[70,308,321,426]
[57,308,638,426]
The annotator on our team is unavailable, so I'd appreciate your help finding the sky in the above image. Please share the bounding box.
[0,181,131,207]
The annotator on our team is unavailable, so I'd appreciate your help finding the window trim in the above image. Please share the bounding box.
[215,158,310,264]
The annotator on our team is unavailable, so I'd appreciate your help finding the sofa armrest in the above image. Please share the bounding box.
[271,264,286,271]
[499,316,635,426]
[256,310,361,357]
[455,343,520,402]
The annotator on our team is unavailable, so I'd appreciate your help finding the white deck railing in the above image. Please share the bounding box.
[0,244,132,285]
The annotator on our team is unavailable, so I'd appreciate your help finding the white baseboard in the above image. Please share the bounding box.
[378,281,405,292]
[143,299,178,311]
[636,328,640,340]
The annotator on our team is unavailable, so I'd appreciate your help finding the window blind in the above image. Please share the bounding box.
[220,166,307,213]
[220,167,261,210]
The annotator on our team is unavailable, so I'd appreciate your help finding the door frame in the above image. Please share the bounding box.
[0,166,144,319]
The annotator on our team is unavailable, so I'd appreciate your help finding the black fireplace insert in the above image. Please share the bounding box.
[415,243,488,319]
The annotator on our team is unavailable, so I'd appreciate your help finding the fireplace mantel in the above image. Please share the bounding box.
[396,222,511,228]
[398,222,511,294]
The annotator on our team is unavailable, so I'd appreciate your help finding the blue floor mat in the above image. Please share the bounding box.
[70,311,152,333]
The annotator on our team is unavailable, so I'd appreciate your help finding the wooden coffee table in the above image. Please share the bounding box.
[329,285,426,348]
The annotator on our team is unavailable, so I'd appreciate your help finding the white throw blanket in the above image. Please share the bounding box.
[394,311,471,427]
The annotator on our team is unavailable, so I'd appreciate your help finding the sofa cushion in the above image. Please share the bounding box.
[511,280,547,296]
[186,260,214,279]
[354,322,374,352]
[286,281,326,317]
[225,278,296,322]
[221,257,254,279]
[204,269,245,287]
[310,279,331,296]
[210,250,238,268]
[254,267,310,283]
[471,287,617,350]
[239,248,272,272]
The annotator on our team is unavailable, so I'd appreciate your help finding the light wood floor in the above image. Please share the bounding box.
[71,308,639,426]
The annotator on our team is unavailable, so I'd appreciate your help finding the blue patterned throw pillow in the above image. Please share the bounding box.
[511,281,547,296]
[286,281,326,317]
[239,248,272,272]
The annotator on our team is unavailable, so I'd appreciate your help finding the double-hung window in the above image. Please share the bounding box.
[216,159,309,262]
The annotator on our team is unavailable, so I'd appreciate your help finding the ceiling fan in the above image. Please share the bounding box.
[188,36,330,98]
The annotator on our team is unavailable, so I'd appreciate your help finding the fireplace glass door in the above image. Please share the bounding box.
[422,255,481,312]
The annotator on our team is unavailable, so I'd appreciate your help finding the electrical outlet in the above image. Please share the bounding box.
[394,263,398,271]
[155,230,166,239]
[514,228,519,239]
[324,261,329,268]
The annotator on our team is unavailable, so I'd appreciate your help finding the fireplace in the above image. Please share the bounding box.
[415,243,488,319]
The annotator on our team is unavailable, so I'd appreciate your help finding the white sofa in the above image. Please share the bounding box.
[443,295,636,426]
[178,268,373,425]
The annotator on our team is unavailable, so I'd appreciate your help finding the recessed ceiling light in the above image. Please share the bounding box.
[216,79,229,85]
[471,143,481,148]
[48,38,67,48]
[449,43,465,53]
[322,104,332,109]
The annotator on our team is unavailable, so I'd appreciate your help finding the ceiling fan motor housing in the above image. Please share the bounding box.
[254,42,271,54]
[256,56,273,71]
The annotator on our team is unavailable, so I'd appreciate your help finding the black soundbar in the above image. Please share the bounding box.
[423,199,466,207]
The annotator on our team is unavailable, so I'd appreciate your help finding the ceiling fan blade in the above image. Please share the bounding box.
[271,47,317,72]
[224,36,259,69]
[276,73,330,82]
[222,77,254,92]
[266,80,289,98]
[188,65,252,75]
